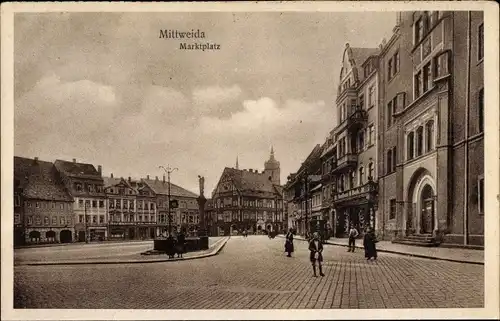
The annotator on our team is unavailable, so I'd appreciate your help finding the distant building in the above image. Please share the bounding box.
[143,176,200,236]
[210,149,284,236]
[14,157,74,244]
[54,159,106,242]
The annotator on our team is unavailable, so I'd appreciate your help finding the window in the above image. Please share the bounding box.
[425,120,435,151]
[27,217,33,225]
[414,72,422,98]
[109,200,114,209]
[14,194,20,207]
[79,215,84,223]
[478,23,484,61]
[339,175,345,192]
[358,131,365,151]
[130,200,134,209]
[358,167,365,185]
[97,185,103,193]
[14,214,21,224]
[88,184,94,193]
[35,216,41,225]
[60,203,64,210]
[387,59,393,80]
[51,202,55,209]
[387,150,393,174]
[44,216,49,225]
[85,200,90,208]
[478,88,484,132]
[389,199,397,219]
[416,126,424,156]
[394,51,400,74]
[368,162,374,180]
[478,176,484,214]
[36,202,40,208]
[407,132,415,160]
[27,201,31,208]
[52,216,57,225]
[78,199,84,208]
[60,216,65,225]
[392,147,397,172]
[99,200,104,208]
[92,200,97,208]
[368,86,375,107]
[86,215,90,223]
[423,63,432,93]
[115,200,121,209]
[92,216,97,223]
[75,183,83,192]
[415,18,424,43]
[359,94,365,110]
[368,125,374,146]
[387,100,394,127]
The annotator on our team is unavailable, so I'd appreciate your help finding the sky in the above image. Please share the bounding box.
[14,11,396,195]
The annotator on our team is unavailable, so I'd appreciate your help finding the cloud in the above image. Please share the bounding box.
[192,85,243,118]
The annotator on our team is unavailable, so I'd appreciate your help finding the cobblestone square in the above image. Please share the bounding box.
[14,236,484,309]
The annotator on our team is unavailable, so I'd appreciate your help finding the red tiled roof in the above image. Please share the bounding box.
[14,156,73,201]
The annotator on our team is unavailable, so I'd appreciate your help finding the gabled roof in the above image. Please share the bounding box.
[142,178,198,198]
[102,176,122,188]
[54,159,102,180]
[350,47,379,68]
[14,156,73,201]
[213,167,283,198]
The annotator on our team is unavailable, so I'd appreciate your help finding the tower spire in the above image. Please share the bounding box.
[236,156,239,169]
[270,145,275,160]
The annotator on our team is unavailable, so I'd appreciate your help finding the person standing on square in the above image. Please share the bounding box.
[309,232,325,277]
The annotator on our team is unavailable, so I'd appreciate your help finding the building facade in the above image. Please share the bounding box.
[210,149,284,236]
[54,159,107,242]
[15,157,74,244]
[377,11,484,245]
[143,176,200,236]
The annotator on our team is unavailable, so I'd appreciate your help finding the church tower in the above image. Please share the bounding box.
[264,146,281,185]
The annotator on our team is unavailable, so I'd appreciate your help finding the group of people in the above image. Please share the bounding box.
[165,229,186,259]
[284,225,379,277]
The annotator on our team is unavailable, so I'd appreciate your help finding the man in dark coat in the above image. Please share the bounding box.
[308,232,325,277]
[363,227,378,261]
[176,229,186,258]
[284,228,294,257]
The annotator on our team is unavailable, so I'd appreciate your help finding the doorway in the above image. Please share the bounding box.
[420,184,435,234]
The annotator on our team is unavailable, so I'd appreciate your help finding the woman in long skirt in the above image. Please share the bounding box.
[363,227,378,261]
[308,232,325,277]
[284,228,294,257]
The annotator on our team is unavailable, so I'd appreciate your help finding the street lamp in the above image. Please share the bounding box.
[159,165,178,236]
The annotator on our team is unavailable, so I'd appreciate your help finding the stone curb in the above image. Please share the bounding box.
[277,235,483,265]
[15,239,153,249]
[20,237,230,266]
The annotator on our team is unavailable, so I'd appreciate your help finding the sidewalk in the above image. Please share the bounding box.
[15,239,152,249]
[19,236,230,266]
[278,235,484,265]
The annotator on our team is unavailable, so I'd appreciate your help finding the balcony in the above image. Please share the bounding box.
[332,181,378,204]
[331,154,357,173]
[347,107,368,131]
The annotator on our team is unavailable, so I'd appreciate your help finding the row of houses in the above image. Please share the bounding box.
[284,11,484,246]
[14,157,200,245]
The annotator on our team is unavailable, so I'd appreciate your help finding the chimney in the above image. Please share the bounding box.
[110,173,113,178]
[73,158,76,163]
[128,176,131,182]
[34,157,39,162]
[98,165,102,175]
[147,175,150,180]
[163,175,165,183]
[155,176,159,181]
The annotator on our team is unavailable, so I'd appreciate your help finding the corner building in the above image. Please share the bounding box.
[377,11,484,246]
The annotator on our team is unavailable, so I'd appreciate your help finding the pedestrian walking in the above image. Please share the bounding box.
[176,229,186,258]
[363,227,378,261]
[166,235,176,259]
[308,232,325,277]
[284,228,294,257]
[347,225,359,252]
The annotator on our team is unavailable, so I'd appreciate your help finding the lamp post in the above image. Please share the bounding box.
[159,165,178,236]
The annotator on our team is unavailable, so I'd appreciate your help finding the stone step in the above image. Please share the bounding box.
[405,235,433,242]
[392,240,437,247]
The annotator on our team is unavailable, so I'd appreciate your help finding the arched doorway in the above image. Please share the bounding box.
[60,230,72,243]
[46,230,56,243]
[420,184,435,234]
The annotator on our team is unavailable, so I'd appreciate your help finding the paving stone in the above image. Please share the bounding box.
[14,235,484,309]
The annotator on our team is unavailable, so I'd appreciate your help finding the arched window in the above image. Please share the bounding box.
[416,126,424,156]
[349,171,355,189]
[407,132,415,160]
[392,147,397,171]
[339,175,345,192]
[368,162,374,180]
[426,120,434,151]
[387,150,392,174]
[358,167,365,185]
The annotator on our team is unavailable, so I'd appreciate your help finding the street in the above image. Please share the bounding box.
[14,236,484,309]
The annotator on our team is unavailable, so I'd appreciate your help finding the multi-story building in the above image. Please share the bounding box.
[210,149,284,236]
[378,11,484,246]
[15,157,74,244]
[131,177,158,239]
[105,175,140,240]
[284,144,324,236]
[326,43,380,237]
[54,159,106,242]
[143,176,199,236]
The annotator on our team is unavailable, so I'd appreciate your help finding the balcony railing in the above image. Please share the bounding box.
[347,107,368,130]
[331,154,357,173]
[332,181,378,203]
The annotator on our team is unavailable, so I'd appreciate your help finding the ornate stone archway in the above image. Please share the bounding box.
[406,169,437,235]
